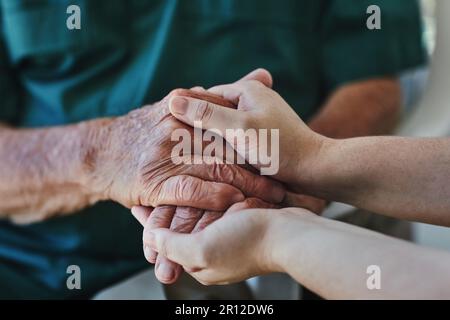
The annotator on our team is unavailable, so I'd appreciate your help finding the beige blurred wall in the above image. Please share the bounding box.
[400,0,450,251]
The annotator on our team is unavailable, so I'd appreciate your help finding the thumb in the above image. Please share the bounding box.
[131,206,153,226]
[169,95,248,133]
[238,68,273,88]
[144,228,201,268]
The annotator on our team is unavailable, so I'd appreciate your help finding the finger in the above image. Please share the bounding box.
[169,69,272,124]
[144,228,203,269]
[202,68,273,105]
[225,197,278,214]
[190,86,206,93]
[170,68,272,111]
[170,206,204,233]
[143,206,176,263]
[154,206,204,283]
[169,88,236,109]
[282,207,317,218]
[131,206,153,226]
[237,68,273,88]
[186,163,285,204]
[192,210,224,233]
[207,67,272,105]
[207,79,269,106]
[154,253,183,284]
[282,192,328,215]
[156,175,244,211]
[169,95,244,132]
[145,206,177,230]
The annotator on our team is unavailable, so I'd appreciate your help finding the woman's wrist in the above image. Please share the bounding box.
[261,210,314,274]
[263,209,326,276]
[258,213,288,274]
[293,133,337,192]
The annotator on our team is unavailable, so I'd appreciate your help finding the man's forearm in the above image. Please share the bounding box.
[272,213,450,299]
[308,78,401,138]
[301,136,450,226]
[0,120,110,223]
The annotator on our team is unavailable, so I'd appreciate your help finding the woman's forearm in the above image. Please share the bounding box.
[300,136,450,226]
[168,78,450,224]
[271,213,450,299]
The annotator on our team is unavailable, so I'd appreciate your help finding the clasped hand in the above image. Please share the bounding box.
[131,69,327,284]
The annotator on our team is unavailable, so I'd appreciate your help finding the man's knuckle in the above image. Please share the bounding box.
[215,163,234,183]
[190,179,203,201]
[175,176,191,200]
[149,215,166,227]
[171,208,202,232]
[147,206,172,227]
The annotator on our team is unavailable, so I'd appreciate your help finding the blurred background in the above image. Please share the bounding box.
[401,0,450,253]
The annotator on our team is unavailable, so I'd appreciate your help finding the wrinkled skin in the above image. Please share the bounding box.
[91,88,285,210]
[81,70,275,284]
[130,70,327,284]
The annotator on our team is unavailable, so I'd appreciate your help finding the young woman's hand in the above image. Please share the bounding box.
[143,205,316,285]
[167,68,328,188]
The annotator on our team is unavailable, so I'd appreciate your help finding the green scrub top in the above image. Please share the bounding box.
[0,0,425,298]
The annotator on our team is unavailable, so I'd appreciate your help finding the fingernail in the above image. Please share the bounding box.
[170,96,188,115]
[157,263,175,282]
